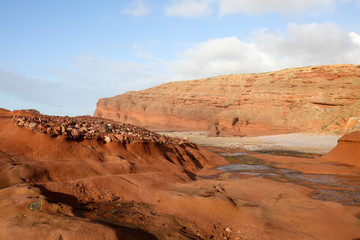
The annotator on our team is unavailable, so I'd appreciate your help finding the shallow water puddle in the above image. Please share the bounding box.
[218,164,272,172]
[216,154,360,206]
[218,152,248,157]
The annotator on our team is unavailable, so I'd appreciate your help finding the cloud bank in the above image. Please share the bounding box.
[170,23,360,80]
[218,0,337,16]
[165,0,357,17]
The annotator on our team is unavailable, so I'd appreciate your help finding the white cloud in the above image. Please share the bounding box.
[170,37,276,80]
[165,0,216,18]
[252,23,360,66]
[121,0,150,17]
[350,31,360,45]
[165,0,360,17]
[169,23,360,80]
[218,0,337,16]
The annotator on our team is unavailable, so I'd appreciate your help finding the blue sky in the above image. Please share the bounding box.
[1,0,360,116]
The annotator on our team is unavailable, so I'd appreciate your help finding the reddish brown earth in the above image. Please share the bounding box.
[94,64,360,136]
[1,108,360,240]
[0,109,227,239]
[320,130,360,168]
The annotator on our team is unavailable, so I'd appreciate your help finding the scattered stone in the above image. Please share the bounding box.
[79,127,88,133]
[28,122,37,129]
[54,126,60,135]
[29,200,41,211]
[13,114,189,146]
[109,135,118,142]
[71,129,80,138]
[98,124,109,133]
[104,136,111,143]
[114,134,123,142]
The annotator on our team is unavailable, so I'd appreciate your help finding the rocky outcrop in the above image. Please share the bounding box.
[12,114,188,145]
[2,110,227,187]
[0,109,228,239]
[94,64,360,136]
[320,130,360,168]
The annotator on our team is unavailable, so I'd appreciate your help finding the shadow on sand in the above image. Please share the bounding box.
[34,184,158,240]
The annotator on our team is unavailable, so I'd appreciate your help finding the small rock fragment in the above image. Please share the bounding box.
[104,136,111,143]
[99,124,109,133]
[79,127,88,133]
[29,200,41,211]
[28,122,37,129]
[53,126,61,135]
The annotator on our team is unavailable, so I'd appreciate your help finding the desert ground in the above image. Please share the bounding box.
[1,108,360,240]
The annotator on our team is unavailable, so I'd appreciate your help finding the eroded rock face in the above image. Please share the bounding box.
[321,130,360,168]
[94,64,360,136]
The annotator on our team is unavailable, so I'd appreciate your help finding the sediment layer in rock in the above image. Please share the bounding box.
[94,64,360,136]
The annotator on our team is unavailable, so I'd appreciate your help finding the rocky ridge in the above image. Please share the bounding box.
[13,114,188,145]
[94,64,360,136]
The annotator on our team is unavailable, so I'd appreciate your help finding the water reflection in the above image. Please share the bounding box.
[216,154,360,206]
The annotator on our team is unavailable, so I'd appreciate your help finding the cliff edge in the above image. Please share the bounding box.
[94,64,360,136]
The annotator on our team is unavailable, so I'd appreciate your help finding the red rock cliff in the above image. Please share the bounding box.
[94,64,360,136]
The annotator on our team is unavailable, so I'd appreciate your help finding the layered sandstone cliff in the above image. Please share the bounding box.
[94,64,360,136]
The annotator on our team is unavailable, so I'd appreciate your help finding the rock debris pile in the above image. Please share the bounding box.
[13,114,189,145]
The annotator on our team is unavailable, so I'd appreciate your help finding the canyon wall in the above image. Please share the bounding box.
[94,64,360,136]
